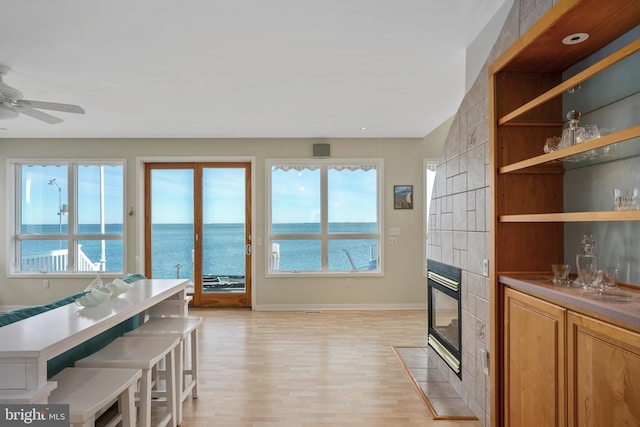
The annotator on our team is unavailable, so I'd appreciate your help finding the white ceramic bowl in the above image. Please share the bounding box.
[105,278,133,297]
[75,286,112,307]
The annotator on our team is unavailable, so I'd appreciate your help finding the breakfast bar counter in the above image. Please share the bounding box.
[0,278,188,402]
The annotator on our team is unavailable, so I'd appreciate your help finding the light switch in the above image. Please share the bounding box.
[389,227,400,236]
[480,349,490,375]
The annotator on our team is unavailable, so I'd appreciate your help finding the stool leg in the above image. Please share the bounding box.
[175,340,184,425]
[121,381,136,427]
[166,347,177,427]
[139,369,152,427]
[191,329,200,399]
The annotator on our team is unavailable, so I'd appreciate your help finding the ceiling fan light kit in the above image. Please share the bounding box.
[0,64,85,124]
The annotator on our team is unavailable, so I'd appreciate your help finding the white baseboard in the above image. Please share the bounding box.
[252,303,426,311]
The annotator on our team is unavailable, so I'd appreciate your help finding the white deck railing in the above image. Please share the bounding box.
[21,245,100,273]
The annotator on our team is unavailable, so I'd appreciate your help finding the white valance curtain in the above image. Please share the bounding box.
[272,163,378,172]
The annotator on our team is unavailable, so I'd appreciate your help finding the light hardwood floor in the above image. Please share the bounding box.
[178,308,482,427]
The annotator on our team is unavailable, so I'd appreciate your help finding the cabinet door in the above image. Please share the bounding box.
[504,288,566,427]
[567,313,640,427]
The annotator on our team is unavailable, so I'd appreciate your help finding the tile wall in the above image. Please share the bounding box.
[426,0,556,425]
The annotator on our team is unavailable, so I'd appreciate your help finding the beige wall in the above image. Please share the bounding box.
[0,136,444,309]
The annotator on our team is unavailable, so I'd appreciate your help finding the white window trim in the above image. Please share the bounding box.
[266,158,384,277]
[7,158,126,278]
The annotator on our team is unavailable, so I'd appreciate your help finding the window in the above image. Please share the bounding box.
[424,161,437,275]
[267,159,382,274]
[9,160,125,276]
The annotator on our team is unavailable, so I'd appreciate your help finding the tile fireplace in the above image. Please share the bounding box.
[427,259,462,378]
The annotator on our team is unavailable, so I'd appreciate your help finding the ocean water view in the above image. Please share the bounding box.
[21,223,378,278]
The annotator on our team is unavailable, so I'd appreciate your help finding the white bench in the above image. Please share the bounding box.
[125,316,203,424]
[75,336,180,427]
[48,367,141,427]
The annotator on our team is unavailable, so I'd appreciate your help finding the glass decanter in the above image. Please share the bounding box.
[575,233,599,289]
[560,110,581,149]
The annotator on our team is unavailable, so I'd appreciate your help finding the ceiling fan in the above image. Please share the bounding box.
[0,65,85,124]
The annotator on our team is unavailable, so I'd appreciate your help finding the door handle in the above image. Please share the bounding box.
[246,244,252,256]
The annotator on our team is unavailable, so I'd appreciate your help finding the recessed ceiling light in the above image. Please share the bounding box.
[361,127,367,131]
[562,33,589,45]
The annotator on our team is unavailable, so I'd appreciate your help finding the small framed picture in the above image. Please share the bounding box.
[394,185,413,209]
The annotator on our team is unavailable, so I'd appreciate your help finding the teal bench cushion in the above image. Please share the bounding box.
[48,291,89,308]
[122,273,147,284]
[0,306,48,326]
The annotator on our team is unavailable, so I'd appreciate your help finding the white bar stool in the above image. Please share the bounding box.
[126,316,203,424]
[75,336,180,427]
[49,367,142,427]
[0,382,57,404]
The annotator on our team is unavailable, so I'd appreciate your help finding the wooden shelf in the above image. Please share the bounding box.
[499,210,640,223]
[490,1,640,426]
[500,121,563,127]
[498,38,640,126]
[490,0,640,74]
[498,125,640,173]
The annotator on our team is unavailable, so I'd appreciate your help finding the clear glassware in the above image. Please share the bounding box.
[613,188,639,211]
[560,110,581,149]
[575,124,600,144]
[602,267,619,290]
[577,256,600,290]
[544,136,561,153]
[551,264,570,285]
[574,233,597,287]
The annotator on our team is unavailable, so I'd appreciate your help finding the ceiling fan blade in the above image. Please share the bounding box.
[13,105,64,124]
[17,99,85,114]
[0,102,20,119]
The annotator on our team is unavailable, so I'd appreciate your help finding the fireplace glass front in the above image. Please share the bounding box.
[431,287,459,352]
[427,259,462,378]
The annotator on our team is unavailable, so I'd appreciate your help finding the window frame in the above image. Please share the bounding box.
[8,158,126,278]
[266,158,383,277]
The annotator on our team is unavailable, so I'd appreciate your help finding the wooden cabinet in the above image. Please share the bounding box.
[503,288,640,427]
[504,288,566,427]
[489,1,640,425]
[567,312,640,427]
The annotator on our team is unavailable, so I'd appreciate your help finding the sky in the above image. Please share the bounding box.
[22,164,123,225]
[271,167,377,224]
[22,164,378,225]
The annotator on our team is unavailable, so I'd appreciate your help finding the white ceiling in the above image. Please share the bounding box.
[0,0,507,139]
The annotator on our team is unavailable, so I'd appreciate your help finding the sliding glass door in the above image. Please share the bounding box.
[145,162,251,307]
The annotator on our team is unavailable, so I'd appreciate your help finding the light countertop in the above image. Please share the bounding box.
[499,274,640,333]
